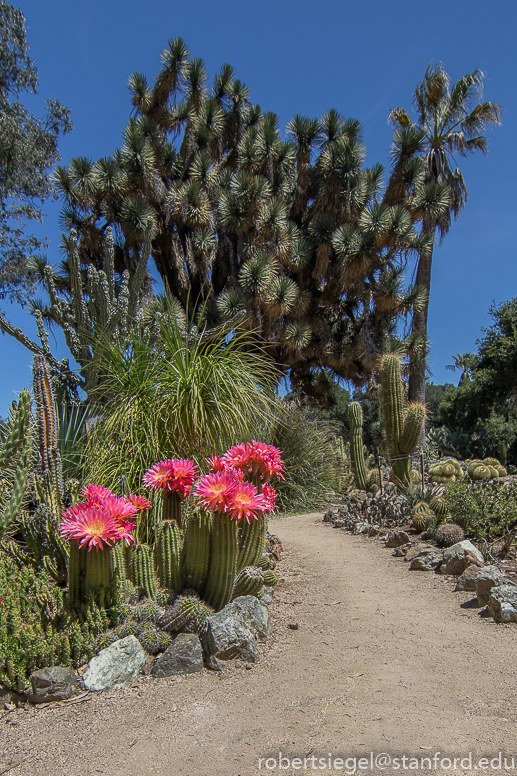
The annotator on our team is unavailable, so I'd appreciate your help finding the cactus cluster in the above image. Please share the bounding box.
[467,458,507,480]
[0,551,115,691]
[156,595,211,635]
[0,390,32,538]
[381,354,426,488]
[428,458,464,484]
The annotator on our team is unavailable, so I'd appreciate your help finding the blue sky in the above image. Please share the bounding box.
[1,0,515,413]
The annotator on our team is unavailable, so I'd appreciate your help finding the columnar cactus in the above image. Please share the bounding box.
[237,518,266,573]
[131,544,157,599]
[183,509,211,593]
[0,390,32,537]
[203,513,238,611]
[381,354,426,487]
[348,402,368,491]
[155,520,183,594]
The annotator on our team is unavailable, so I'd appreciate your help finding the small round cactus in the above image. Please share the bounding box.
[435,523,465,548]
[94,631,118,653]
[262,569,278,587]
[134,600,161,623]
[411,513,427,533]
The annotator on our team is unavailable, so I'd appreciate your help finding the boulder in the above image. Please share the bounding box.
[82,635,147,691]
[385,530,411,548]
[405,543,433,562]
[440,541,485,576]
[202,595,271,665]
[392,544,411,558]
[26,666,78,703]
[152,634,204,677]
[475,565,506,606]
[367,525,381,538]
[409,549,443,572]
[488,583,517,623]
[455,565,482,592]
[333,519,345,528]
[260,586,275,606]
[352,521,369,534]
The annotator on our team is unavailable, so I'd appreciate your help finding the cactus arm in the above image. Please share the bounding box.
[237,518,266,573]
[155,520,183,593]
[0,390,31,469]
[204,513,238,611]
[183,509,211,594]
[398,403,426,455]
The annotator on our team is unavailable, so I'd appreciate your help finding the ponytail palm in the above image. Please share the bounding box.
[85,312,280,492]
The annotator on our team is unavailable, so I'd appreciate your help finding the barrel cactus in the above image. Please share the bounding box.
[435,523,465,548]
[231,566,264,600]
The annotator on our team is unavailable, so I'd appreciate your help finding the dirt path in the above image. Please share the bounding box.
[2,513,517,776]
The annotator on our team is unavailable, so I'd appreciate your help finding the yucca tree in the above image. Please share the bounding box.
[388,63,501,410]
[52,38,424,398]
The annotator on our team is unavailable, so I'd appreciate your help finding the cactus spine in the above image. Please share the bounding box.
[348,402,368,491]
[131,544,157,599]
[381,354,425,487]
[204,513,238,611]
[155,520,183,594]
[183,509,211,593]
[231,566,264,600]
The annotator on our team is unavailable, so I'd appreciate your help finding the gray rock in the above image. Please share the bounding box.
[152,634,204,677]
[441,540,485,576]
[392,544,411,557]
[455,565,482,592]
[409,549,443,571]
[322,511,334,523]
[367,525,381,537]
[27,666,78,703]
[475,565,506,606]
[488,583,517,623]
[260,586,275,606]
[202,595,271,665]
[405,543,433,562]
[352,521,369,534]
[385,530,410,548]
[333,519,345,528]
[83,636,147,691]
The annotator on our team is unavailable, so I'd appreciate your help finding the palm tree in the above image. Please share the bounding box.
[388,64,501,412]
[446,352,474,385]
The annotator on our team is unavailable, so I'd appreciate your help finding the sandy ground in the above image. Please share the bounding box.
[1,512,516,776]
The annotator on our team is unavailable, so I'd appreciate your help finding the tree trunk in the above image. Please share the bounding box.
[408,236,435,464]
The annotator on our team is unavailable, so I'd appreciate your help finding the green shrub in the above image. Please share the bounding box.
[444,479,517,542]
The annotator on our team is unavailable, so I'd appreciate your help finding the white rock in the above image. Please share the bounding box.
[83,636,147,691]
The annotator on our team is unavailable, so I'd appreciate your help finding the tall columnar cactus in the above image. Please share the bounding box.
[183,509,211,593]
[348,401,368,491]
[155,520,183,594]
[85,548,113,608]
[0,390,32,537]
[237,518,266,573]
[32,355,64,520]
[231,566,264,600]
[381,354,426,487]
[131,544,157,599]
[67,540,87,606]
[203,513,238,611]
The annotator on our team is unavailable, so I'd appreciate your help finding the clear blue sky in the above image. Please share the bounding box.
[1,0,515,414]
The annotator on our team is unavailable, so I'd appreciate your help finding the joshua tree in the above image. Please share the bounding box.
[52,38,424,397]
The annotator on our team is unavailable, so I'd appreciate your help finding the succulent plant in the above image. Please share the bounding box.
[156,595,211,635]
[262,569,278,587]
[94,631,118,652]
[411,513,428,533]
[133,600,161,623]
[257,555,271,571]
[182,509,211,593]
[348,402,368,491]
[131,544,158,600]
[231,566,264,600]
[435,523,465,548]
[155,520,183,594]
[381,354,426,488]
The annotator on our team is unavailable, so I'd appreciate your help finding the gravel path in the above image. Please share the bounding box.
[1,512,516,776]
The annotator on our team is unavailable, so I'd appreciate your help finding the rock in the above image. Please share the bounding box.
[260,586,275,606]
[475,565,507,606]
[441,541,485,576]
[385,530,410,548]
[392,544,411,557]
[202,595,271,665]
[333,519,345,528]
[405,543,433,562]
[488,583,517,623]
[322,511,334,523]
[152,634,204,677]
[455,565,482,592]
[142,655,156,676]
[367,525,381,537]
[352,521,369,534]
[26,666,78,703]
[409,549,443,571]
[82,636,147,691]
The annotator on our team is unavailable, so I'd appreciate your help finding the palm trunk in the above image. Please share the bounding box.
[408,235,434,463]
